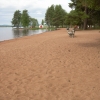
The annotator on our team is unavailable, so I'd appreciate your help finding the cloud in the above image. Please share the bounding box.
[0,0,72,25]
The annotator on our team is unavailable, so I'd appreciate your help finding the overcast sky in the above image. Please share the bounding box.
[0,0,72,25]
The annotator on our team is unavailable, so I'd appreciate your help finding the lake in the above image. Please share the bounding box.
[0,27,48,41]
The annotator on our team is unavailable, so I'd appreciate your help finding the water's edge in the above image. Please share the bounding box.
[0,27,48,42]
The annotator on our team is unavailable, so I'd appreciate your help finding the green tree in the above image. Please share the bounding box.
[90,10,100,28]
[21,10,30,28]
[11,10,21,28]
[69,0,88,29]
[41,19,44,25]
[53,5,65,28]
[69,0,100,30]
[45,5,55,27]
[86,0,100,10]
[45,4,67,28]
[45,7,50,26]
[65,10,89,29]
[59,8,67,27]
[30,18,39,28]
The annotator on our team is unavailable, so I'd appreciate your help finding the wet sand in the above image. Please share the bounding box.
[0,28,100,100]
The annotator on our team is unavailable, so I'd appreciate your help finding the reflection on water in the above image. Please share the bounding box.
[13,29,29,38]
[0,27,48,41]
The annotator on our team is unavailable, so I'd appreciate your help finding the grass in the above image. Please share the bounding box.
[30,27,56,31]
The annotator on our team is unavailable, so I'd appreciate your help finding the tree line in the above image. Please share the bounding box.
[68,0,100,29]
[12,0,100,30]
[11,10,39,28]
[45,5,66,28]
[45,0,100,30]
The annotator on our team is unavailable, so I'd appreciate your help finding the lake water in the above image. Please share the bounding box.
[0,27,48,41]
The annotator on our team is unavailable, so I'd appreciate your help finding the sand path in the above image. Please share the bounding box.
[0,28,100,100]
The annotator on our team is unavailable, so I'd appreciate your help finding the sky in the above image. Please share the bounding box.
[0,0,72,25]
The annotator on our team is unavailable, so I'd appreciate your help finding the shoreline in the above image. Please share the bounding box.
[0,27,49,42]
[0,29,54,43]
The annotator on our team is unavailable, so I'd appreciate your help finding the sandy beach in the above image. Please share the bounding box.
[0,28,100,100]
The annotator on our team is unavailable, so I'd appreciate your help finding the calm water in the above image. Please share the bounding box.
[0,27,48,41]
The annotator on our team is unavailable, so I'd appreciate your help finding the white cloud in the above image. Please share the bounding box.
[36,11,42,15]
[0,0,72,25]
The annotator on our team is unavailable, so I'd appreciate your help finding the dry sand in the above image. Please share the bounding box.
[0,28,100,100]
